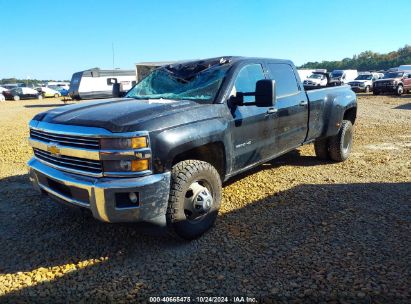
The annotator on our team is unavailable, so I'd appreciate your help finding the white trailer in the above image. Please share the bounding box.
[135,61,175,82]
[68,68,135,100]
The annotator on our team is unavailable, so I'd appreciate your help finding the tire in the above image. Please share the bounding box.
[396,85,403,96]
[54,93,59,98]
[13,95,20,101]
[167,160,222,240]
[365,86,370,93]
[38,95,43,100]
[328,120,353,162]
[314,138,330,160]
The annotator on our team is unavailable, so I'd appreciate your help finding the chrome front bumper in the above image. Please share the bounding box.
[28,158,171,226]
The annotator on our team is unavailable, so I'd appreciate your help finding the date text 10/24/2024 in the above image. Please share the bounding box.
[149,296,258,303]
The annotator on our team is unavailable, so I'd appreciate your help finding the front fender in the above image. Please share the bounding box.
[150,118,230,173]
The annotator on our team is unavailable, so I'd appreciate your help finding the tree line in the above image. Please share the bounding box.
[299,45,411,71]
[0,78,69,86]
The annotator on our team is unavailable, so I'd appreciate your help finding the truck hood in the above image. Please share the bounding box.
[37,98,209,132]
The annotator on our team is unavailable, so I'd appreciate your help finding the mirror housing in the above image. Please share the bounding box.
[255,79,276,107]
[112,82,121,97]
[230,79,276,107]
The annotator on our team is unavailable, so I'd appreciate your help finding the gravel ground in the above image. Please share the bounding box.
[0,95,410,303]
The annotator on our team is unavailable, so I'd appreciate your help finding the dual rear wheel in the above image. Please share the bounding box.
[314,120,353,162]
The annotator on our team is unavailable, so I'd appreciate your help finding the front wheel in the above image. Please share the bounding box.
[13,95,20,101]
[54,93,59,98]
[365,86,370,93]
[328,120,353,162]
[167,160,222,240]
[396,85,404,96]
[37,95,43,100]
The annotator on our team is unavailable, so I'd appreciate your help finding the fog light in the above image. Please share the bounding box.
[115,192,139,208]
[129,192,138,203]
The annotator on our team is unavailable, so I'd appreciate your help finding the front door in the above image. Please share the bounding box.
[229,63,277,172]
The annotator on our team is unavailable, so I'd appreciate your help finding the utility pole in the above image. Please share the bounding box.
[112,43,115,70]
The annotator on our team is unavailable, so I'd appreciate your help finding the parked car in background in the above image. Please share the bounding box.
[329,70,358,86]
[297,69,315,81]
[36,86,61,98]
[0,86,8,92]
[303,73,328,88]
[49,85,69,97]
[47,81,70,90]
[373,71,411,96]
[1,83,25,90]
[3,87,43,101]
[348,72,381,93]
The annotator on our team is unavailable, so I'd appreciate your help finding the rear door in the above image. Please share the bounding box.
[229,62,277,171]
[266,62,309,154]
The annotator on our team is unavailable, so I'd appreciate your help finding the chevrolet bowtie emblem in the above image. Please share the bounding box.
[47,143,61,156]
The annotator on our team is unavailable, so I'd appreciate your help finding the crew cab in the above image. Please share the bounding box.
[27,57,357,240]
[373,71,411,96]
[348,72,381,93]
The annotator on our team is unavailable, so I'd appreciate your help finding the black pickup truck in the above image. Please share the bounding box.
[28,57,357,239]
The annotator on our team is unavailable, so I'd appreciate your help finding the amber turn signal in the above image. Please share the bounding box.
[131,137,148,149]
[131,159,149,171]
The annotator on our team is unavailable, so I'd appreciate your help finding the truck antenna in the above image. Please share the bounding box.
[112,42,115,71]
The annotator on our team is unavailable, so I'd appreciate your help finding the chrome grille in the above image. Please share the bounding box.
[33,148,102,174]
[30,129,100,150]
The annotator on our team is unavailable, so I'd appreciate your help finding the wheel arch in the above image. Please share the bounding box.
[343,106,357,125]
[171,142,226,180]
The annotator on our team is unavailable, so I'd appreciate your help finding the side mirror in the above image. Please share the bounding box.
[112,82,121,97]
[255,79,276,107]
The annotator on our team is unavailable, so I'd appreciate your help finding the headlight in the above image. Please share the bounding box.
[100,136,147,150]
[103,159,149,172]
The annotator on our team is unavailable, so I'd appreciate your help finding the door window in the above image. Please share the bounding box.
[267,63,299,97]
[232,64,265,103]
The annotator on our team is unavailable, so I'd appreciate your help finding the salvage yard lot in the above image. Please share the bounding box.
[0,95,410,302]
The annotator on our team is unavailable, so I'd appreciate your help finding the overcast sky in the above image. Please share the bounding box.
[1,0,410,80]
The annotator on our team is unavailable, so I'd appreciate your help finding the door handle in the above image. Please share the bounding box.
[299,100,308,106]
[266,108,278,115]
